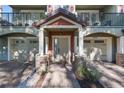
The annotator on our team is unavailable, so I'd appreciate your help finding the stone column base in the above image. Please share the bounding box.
[35,54,47,74]
[116,53,124,66]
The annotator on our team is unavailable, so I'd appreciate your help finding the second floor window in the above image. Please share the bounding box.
[47,5,75,14]
[77,10,99,26]
[118,5,124,13]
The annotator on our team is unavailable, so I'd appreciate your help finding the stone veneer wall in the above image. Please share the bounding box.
[116,53,124,66]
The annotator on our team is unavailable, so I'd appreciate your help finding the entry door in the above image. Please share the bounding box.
[52,36,70,57]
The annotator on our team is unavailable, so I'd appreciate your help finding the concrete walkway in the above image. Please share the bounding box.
[41,64,80,88]
[87,61,124,88]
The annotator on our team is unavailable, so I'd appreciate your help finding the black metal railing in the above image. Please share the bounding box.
[0,12,46,26]
[77,13,124,26]
[0,12,124,26]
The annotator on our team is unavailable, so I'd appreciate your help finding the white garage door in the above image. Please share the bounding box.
[9,37,38,62]
[84,39,107,61]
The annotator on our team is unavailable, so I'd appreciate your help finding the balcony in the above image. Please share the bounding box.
[77,13,124,26]
[0,12,46,27]
[0,12,124,27]
[77,12,124,37]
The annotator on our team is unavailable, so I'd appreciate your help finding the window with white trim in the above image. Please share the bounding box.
[47,5,75,14]
[117,5,124,13]
[77,10,100,26]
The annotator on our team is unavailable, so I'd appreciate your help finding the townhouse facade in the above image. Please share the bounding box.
[0,5,124,65]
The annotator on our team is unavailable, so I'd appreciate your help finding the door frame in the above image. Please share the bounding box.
[52,35,71,55]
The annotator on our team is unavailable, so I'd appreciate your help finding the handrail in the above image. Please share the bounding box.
[0,12,124,26]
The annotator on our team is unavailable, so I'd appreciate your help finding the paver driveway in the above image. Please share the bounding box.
[41,64,80,88]
[0,61,33,87]
[87,61,124,88]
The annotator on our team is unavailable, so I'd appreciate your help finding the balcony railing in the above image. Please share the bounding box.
[77,13,124,26]
[0,12,46,26]
[0,12,124,26]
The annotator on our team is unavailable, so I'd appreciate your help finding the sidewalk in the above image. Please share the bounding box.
[41,64,80,88]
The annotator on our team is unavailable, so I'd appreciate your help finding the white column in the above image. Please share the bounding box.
[45,36,48,54]
[39,28,44,55]
[117,37,120,53]
[8,37,10,61]
[74,36,78,53]
[78,27,84,56]
[118,36,124,54]
[107,37,112,62]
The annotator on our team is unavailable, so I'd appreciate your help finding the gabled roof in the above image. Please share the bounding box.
[36,8,86,27]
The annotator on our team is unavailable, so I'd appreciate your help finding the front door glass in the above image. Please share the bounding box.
[53,36,69,58]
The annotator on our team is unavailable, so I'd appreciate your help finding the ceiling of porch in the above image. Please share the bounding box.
[44,28,78,32]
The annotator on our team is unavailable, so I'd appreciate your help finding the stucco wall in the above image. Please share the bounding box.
[0,37,8,61]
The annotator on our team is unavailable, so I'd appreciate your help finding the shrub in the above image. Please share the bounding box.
[75,61,101,82]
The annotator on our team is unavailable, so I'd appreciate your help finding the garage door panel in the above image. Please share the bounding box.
[84,39,107,61]
[10,38,38,62]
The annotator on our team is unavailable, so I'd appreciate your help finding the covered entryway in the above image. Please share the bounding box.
[36,8,85,63]
[45,30,75,63]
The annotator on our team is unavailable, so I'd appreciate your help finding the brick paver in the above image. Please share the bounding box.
[41,64,80,88]
[0,61,30,87]
[87,61,124,88]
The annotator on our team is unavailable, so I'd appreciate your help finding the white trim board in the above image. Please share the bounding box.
[41,16,82,27]
[43,25,80,29]
[8,38,10,61]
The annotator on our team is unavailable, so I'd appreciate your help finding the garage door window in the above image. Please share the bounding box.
[94,40,104,43]
[84,40,91,43]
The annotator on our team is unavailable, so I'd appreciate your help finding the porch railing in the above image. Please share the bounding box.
[0,12,46,26]
[0,12,124,26]
[77,13,124,26]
